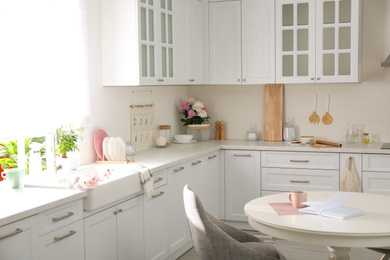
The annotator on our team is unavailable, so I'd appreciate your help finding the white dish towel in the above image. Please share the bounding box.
[137,165,154,196]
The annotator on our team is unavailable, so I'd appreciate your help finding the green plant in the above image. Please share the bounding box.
[0,140,18,170]
[57,125,83,158]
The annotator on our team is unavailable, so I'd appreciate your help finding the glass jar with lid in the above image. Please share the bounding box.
[362,133,370,144]
[158,125,171,146]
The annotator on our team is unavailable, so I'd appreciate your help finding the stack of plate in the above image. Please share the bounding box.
[94,129,126,161]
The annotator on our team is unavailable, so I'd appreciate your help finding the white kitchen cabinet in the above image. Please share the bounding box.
[261,151,340,194]
[276,0,360,83]
[363,154,390,195]
[101,0,175,86]
[174,0,205,84]
[167,163,190,255]
[224,150,260,221]
[144,185,169,260]
[0,215,38,260]
[38,220,84,260]
[37,199,85,260]
[84,195,144,260]
[187,151,220,217]
[209,0,275,85]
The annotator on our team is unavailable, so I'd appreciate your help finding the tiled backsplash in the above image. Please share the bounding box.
[188,0,390,143]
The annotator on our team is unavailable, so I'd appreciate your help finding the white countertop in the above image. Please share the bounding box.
[1,139,388,227]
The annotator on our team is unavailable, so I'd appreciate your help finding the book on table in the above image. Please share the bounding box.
[298,193,364,220]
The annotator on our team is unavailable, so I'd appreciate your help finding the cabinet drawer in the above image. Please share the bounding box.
[38,200,83,236]
[261,151,339,170]
[262,168,339,192]
[363,154,390,172]
[153,169,168,189]
[38,220,84,260]
[363,171,390,195]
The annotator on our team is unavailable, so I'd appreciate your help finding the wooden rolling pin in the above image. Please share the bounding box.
[316,140,342,147]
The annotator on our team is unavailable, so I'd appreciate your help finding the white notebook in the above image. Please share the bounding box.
[299,193,364,220]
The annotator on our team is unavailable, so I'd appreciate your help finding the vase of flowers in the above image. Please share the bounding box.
[180,98,211,141]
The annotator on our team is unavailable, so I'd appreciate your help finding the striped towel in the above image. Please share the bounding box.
[137,165,154,196]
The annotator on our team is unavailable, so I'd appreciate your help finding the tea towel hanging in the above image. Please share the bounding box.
[341,156,361,192]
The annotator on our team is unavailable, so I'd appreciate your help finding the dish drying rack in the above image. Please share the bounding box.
[95,149,135,164]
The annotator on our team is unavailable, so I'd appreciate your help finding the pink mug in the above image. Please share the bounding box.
[289,191,307,208]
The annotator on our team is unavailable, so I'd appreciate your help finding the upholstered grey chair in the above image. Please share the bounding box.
[367,248,390,260]
[183,185,286,260]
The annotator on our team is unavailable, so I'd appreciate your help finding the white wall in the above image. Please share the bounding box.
[188,0,390,143]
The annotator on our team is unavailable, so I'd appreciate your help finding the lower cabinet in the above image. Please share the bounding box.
[144,185,169,260]
[84,195,144,260]
[363,154,390,195]
[0,215,38,260]
[224,150,261,221]
[38,220,84,260]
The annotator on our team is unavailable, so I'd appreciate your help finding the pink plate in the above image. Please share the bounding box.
[94,129,108,160]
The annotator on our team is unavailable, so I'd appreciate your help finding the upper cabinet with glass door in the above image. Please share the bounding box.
[101,0,175,86]
[276,0,360,84]
[316,0,360,83]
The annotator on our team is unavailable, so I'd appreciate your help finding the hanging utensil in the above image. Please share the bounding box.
[309,94,320,124]
[322,94,333,125]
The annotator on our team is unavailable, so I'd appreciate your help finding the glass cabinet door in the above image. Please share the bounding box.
[316,0,359,83]
[139,0,156,80]
[276,0,316,83]
[159,0,174,82]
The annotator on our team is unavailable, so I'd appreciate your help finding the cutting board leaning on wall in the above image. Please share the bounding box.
[264,84,284,141]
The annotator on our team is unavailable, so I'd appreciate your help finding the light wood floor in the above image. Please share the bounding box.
[178,235,384,260]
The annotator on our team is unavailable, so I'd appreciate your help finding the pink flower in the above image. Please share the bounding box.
[180,101,190,111]
[187,110,196,119]
[203,107,208,113]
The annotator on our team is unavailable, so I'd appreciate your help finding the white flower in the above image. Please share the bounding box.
[186,97,195,104]
[193,101,204,112]
[198,109,208,118]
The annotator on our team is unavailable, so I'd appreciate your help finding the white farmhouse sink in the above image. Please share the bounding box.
[25,163,143,211]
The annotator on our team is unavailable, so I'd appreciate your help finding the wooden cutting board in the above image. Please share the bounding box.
[264,84,284,141]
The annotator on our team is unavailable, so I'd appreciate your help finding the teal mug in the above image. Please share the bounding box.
[2,168,24,188]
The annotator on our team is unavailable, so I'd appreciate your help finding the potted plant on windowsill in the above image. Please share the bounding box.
[56,124,83,172]
[0,140,24,188]
[179,98,211,141]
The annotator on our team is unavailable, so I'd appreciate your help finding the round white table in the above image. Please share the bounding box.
[244,191,390,260]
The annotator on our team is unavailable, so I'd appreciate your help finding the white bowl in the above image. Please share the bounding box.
[174,135,193,143]
[300,136,315,144]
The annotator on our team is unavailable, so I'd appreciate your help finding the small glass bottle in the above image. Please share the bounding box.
[159,125,171,146]
[362,133,370,144]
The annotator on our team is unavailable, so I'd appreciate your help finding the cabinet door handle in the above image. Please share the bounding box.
[189,79,195,82]
[157,79,164,82]
[54,230,76,242]
[114,211,118,215]
[233,153,252,157]
[237,79,241,82]
[151,191,165,199]
[154,177,163,184]
[192,160,202,165]
[242,79,246,82]
[208,155,217,159]
[317,77,321,80]
[173,167,185,173]
[290,180,310,183]
[52,212,74,222]
[290,160,310,163]
[311,77,315,80]
[118,209,123,213]
[0,228,23,241]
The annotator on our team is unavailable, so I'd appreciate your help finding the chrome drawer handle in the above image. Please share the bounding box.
[173,167,185,173]
[52,212,74,222]
[151,191,165,199]
[290,160,310,163]
[0,228,23,240]
[233,153,252,157]
[192,160,202,165]
[290,180,310,183]
[154,177,163,184]
[208,155,217,159]
[54,230,76,242]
